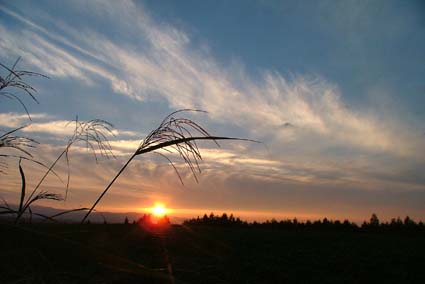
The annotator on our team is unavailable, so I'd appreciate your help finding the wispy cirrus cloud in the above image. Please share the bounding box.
[1,1,420,159]
[0,113,141,140]
[0,112,50,128]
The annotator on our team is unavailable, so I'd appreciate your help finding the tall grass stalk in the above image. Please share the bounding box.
[82,109,256,223]
[1,58,114,223]
[14,118,115,223]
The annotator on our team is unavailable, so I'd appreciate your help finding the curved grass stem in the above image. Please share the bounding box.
[81,153,137,224]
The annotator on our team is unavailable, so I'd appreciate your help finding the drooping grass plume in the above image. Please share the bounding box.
[0,58,48,175]
[14,117,115,223]
[0,58,45,173]
[0,126,53,176]
[0,57,48,119]
[0,58,109,223]
[0,126,37,157]
[82,109,258,223]
[0,125,64,223]
[0,126,38,157]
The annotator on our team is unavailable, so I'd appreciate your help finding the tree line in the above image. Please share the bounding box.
[183,213,425,232]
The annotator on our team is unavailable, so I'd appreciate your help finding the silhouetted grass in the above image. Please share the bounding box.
[0,57,48,119]
[82,109,257,223]
[1,58,114,223]
[12,118,116,223]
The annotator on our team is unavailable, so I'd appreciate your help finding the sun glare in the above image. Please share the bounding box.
[151,203,167,217]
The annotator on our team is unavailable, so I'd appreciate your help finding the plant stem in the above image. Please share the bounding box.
[15,144,70,223]
[17,159,25,213]
[81,152,137,224]
[26,145,70,204]
[81,136,255,224]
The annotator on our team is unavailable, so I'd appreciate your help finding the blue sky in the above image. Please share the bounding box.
[142,0,425,108]
[0,0,424,222]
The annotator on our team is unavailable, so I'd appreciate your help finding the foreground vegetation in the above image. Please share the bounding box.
[1,216,424,283]
[2,56,424,283]
[1,58,254,225]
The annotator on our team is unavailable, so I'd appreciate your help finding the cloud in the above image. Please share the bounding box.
[0,113,141,150]
[0,113,50,128]
[1,1,418,158]
[0,0,424,209]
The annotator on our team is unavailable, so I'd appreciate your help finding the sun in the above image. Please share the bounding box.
[150,203,167,217]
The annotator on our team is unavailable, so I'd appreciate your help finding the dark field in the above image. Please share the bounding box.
[1,224,424,283]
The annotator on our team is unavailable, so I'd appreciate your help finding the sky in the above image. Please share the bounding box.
[0,0,424,223]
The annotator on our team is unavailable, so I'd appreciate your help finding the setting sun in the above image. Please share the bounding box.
[151,204,167,217]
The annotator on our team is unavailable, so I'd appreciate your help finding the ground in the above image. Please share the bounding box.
[1,223,424,283]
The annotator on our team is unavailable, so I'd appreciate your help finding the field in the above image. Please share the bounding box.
[1,223,424,283]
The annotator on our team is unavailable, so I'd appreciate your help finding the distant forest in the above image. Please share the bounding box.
[183,213,425,232]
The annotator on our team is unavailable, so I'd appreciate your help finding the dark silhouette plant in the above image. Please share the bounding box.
[0,58,63,221]
[0,57,48,119]
[82,109,257,223]
[0,57,46,169]
[13,117,115,223]
[1,58,258,224]
[0,58,115,223]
